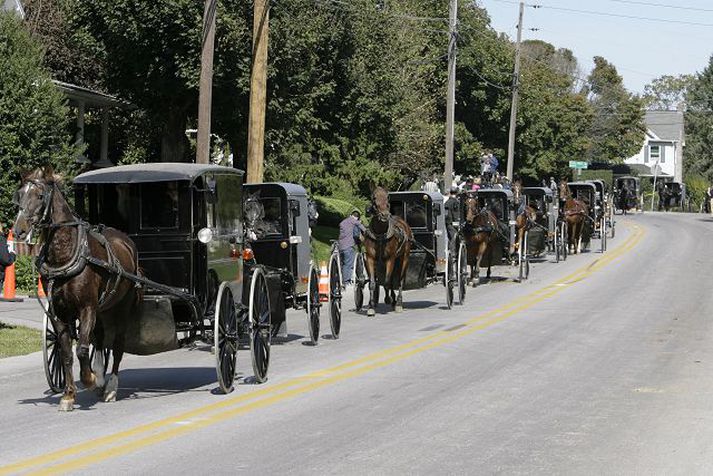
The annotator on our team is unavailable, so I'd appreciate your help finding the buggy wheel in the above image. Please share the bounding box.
[214,282,238,393]
[307,266,321,345]
[249,268,271,384]
[354,252,365,311]
[560,222,568,261]
[518,232,529,281]
[328,253,342,339]
[600,218,607,253]
[42,310,65,394]
[457,242,467,305]
[445,249,453,310]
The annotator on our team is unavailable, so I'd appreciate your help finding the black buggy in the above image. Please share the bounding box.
[473,188,530,281]
[615,176,643,214]
[522,187,559,260]
[243,183,342,346]
[72,164,271,393]
[353,191,467,310]
[567,181,606,253]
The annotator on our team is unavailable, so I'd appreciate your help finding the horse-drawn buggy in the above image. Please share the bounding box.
[353,190,467,315]
[657,181,686,212]
[14,164,276,411]
[615,176,643,214]
[522,186,562,261]
[243,183,341,345]
[460,188,531,282]
[566,181,606,252]
[587,179,615,239]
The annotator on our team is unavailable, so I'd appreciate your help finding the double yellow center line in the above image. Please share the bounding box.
[1,224,645,475]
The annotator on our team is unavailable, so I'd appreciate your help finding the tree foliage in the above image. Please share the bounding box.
[643,74,694,111]
[0,12,78,225]
[684,55,713,180]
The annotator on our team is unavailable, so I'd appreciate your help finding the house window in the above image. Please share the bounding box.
[649,145,661,163]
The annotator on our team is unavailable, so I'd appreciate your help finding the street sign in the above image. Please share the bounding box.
[569,160,588,169]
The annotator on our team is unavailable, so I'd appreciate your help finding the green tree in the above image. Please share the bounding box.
[0,12,78,225]
[643,74,695,111]
[585,56,645,164]
[685,55,713,180]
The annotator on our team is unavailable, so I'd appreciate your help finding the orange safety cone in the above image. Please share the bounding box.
[37,276,46,298]
[318,261,329,302]
[1,230,22,302]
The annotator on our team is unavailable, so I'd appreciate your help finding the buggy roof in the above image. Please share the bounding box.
[74,163,243,184]
[568,181,596,189]
[389,191,444,202]
[522,187,553,196]
[477,188,513,199]
[244,182,308,197]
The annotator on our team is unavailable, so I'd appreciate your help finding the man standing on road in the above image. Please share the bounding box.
[338,210,366,286]
[0,223,16,292]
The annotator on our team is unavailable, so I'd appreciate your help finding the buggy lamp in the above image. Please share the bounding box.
[300,276,309,284]
[197,227,213,244]
[242,248,254,261]
[434,230,443,236]
[289,236,302,244]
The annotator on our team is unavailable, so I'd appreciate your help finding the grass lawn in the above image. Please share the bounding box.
[312,225,339,265]
[0,322,41,358]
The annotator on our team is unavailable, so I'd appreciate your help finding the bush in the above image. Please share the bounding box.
[14,254,36,293]
[314,196,364,227]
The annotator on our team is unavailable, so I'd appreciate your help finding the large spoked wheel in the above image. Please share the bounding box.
[42,310,65,394]
[328,253,342,339]
[518,232,530,281]
[354,252,366,311]
[559,221,568,261]
[306,266,321,345]
[249,268,271,384]
[214,282,238,393]
[445,249,453,310]
[457,241,467,305]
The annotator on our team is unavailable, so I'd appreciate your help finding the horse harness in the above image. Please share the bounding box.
[363,215,410,258]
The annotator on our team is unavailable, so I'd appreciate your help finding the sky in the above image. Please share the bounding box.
[480,0,713,93]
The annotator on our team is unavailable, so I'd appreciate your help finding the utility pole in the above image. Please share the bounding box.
[506,1,524,181]
[247,0,270,183]
[444,0,458,191]
[196,0,217,165]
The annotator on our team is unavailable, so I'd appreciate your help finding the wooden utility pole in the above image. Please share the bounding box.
[444,0,458,191]
[247,0,270,183]
[506,1,524,181]
[196,0,217,165]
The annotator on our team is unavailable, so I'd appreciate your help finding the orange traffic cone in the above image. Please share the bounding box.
[37,276,46,298]
[1,231,22,302]
[319,261,329,302]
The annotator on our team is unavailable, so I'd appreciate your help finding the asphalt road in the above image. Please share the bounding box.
[2,212,713,474]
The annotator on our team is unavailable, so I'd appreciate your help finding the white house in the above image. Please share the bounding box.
[2,0,25,18]
[624,110,684,182]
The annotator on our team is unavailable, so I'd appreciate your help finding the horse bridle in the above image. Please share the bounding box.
[13,180,56,235]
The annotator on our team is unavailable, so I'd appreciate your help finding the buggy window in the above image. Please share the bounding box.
[94,184,136,232]
[406,202,428,229]
[258,197,283,236]
[215,174,243,236]
[141,182,180,230]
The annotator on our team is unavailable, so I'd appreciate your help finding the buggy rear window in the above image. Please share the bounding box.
[140,182,180,230]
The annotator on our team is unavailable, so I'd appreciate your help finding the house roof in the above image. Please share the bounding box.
[53,80,129,108]
[645,110,684,141]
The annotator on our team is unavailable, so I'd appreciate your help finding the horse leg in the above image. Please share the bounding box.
[104,325,124,403]
[395,252,409,313]
[366,254,377,317]
[92,320,106,391]
[54,316,77,412]
[77,306,97,391]
[384,258,395,310]
[576,220,583,254]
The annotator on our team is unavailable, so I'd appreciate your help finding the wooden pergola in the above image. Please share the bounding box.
[53,80,130,168]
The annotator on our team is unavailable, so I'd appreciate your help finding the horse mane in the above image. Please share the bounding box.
[372,186,390,214]
[23,166,63,186]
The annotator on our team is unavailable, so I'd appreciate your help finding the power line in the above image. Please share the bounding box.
[488,0,713,28]
[603,0,713,13]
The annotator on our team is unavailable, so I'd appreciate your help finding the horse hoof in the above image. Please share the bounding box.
[58,397,74,412]
[395,305,403,313]
[103,374,118,402]
[82,373,97,391]
[367,308,375,317]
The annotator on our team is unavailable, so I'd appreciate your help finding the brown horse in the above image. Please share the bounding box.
[462,194,498,284]
[558,180,587,254]
[362,187,412,316]
[512,183,537,257]
[13,167,142,411]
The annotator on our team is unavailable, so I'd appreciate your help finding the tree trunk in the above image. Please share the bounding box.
[160,109,189,162]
